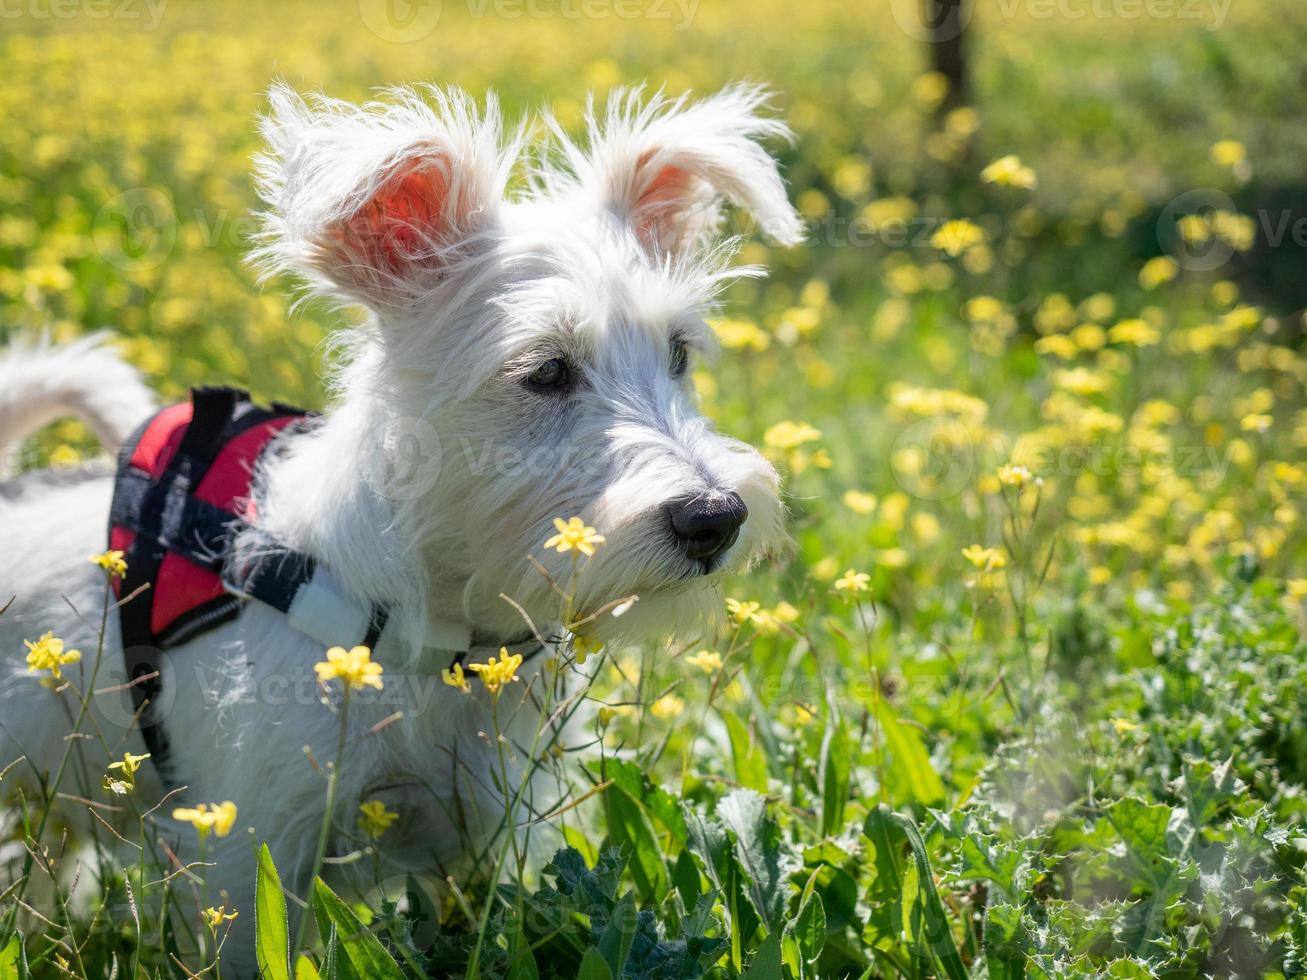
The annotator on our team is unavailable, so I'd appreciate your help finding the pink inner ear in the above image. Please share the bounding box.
[634,161,696,246]
[341,158,450,273]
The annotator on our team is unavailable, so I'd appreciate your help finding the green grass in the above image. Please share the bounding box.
[2,0,1307,976]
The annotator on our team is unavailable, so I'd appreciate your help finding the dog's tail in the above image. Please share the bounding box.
[0,334,155,465]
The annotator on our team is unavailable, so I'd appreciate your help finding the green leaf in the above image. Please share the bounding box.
[605,759,687,841]
[256,843,292,980]
[983,902,1028,980]
[604,783,667,902]
[295,955,322,980]
[311,878,405,980]
[722,710,770,793]
[717,789,799,933]
[874,701,946,806]
[790,891,827,964]
[596,891,638,976]
[863,807,967,980]
[0,934,22,980]
[742,932,783,980]
[818,700,850,836]
[577,947,613,980]
[673,848,702,910]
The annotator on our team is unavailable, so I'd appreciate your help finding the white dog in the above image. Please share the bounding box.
[0,82,800,971]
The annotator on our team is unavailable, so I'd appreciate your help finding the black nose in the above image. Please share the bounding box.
[667,492,748,564]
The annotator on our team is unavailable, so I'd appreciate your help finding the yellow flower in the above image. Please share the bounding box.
[1240,413,1272,434]
[980,154,1037,189]
[1210,139,1246,167]
[842,489,878,515]
[543,516,606,557]
[685,649,723,673]
[24,632,81,681]
[1139,256,1178,290]
[763,420,822,451]
[1110,718,1139,735]
[314,645,383,692]
[1287,579,1307,600]
[1108,318,1161,347]
[202,906,238,929]
[961,545,1007,571]
[650,694,685,719]
[997,464,1040,490]
[726,598,765,626]
[173,801,238,838]
[769,601,800,625]
[358,799,399,839]
[571,632,604,665]
[467,648,524,695]
[442,662,470,693]
[930,219,986,257]
[712,317,771,352]
[833,569,871,594]
[103,750,151,794]
[89,549,127,578]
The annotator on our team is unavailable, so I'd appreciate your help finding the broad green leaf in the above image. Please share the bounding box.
[605,759,687,840]
[256,843,292,980]
[874,701,946,806]
[790,891,826,964]
[604,783,667,901]
[863,807,967,980]
[672,848,702,910]
[311,878,405,980]
[295,954,322,980]
[596,891,637,976]
[717,789,799,933]
[983,902,1028,980]
[742,932,783,980]
[577,947,613,980]
[722,710,770,793]
[0,934,21,980]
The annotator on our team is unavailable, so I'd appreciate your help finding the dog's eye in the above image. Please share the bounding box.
[526,358,572,391]
[670,339,689,378]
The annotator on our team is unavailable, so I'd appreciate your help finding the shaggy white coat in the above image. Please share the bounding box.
[0,82,800,974]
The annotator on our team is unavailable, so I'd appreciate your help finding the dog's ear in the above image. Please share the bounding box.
[568,84,804,255]
[253,83,516,312]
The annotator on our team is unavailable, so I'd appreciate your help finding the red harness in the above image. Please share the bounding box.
[109,388,312,770]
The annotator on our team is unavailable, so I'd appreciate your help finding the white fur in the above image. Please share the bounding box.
[0,82,799,974]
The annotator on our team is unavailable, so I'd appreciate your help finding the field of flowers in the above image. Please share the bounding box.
[2,0,1307,976]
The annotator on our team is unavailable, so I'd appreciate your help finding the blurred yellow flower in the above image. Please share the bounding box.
[685,650,723,673]
[358,800,399,839]
[315,645,383,692]
[173,801,237,838]
[961,545,1007,571]
[726,598,765,626]
[1110,718,1139,734]
[442,662,470,694]
[997,464,1039,490]
[930,219,986,257]
[650,694,685,719]
[980,154,1037,189]
[1210,140,1246,167]
[544,516,605,557]
[842,489,878,515]
[763,420,822,450]
[833,569,871,594]
[571,632,604,665]
[202,906,238,930]
[1139,256,1178,290]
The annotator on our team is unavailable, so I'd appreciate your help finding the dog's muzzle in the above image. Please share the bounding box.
[665,491,748,569]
